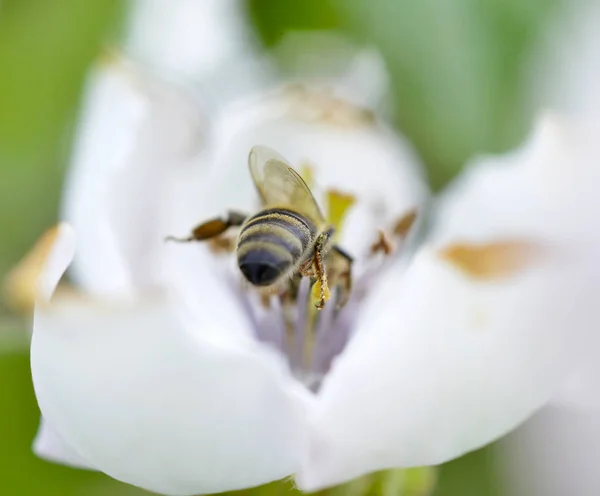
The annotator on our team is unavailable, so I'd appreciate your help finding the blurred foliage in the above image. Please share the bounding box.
[0,0,564,494]
[248,0,341,46]
[249,0,561,189]
[0,0,124,280]
[225,467,437,496]
[0,352,148,495]
[0,1,144,495]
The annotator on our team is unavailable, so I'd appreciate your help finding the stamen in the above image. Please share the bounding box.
[302,299,320,373]
[279,276,303,367]
[234,182,403,390]
[370,230,395,256]
[393,209,418,239]
[327,190,356,238]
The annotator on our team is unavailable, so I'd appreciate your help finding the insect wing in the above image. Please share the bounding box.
[248,145,325,223]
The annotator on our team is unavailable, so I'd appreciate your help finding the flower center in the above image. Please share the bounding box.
[241,193,417,391]
[202,166,419,391]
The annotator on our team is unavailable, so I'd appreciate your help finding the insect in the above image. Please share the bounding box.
[166,145,352,310]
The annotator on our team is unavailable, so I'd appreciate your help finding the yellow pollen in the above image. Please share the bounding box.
[327,189,356,239]
[311,277,331,306]
[439,240,544,280]
[3,225,62,313]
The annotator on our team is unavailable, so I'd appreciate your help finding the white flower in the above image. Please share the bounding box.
[501,404,600,496]
[528,0,600,120]
[527,0,600,413]
[499,4,600,494]
[29,56,600,496]
[123,0,272,108]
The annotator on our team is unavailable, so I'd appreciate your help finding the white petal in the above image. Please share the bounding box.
[161,239,258,346]
[61,58,204,295]
[550,351,600,415]
[529,1,600,118]
[33,417,94,470]
[32,254,307,495]
[273,32,391,112]
[296,114,600,490]
[429,114,600,251]
[438,114,600,415]
[124,0,271,109]
[4,222,75,311]
[105,71,205,291]
[61,60,144,295]
[177,90,428,259]
[37,223,76,303]
[32,223,92,470]
[501,405,600,496]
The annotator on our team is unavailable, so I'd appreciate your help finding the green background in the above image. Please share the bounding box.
[0,0,561,494]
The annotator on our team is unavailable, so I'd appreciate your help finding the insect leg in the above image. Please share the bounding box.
[311,232,331,310]
[298,258,316,277]
[165,210,247,243]
[329,245,353,309]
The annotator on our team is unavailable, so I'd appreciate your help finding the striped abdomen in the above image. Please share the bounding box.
[237,208,318,286]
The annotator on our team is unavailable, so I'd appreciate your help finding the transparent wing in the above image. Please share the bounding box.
[248,145,325,223]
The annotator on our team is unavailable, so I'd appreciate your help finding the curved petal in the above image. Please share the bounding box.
[296,114,600,490]
[273,32,391,113]
[31,239,307,495]
[61,56,204,296]
[61,60,144,295]
[31,224,94,470]
[552,364,600,412]
[36,223,76,302]
[124,0,271,110]
[529,0,600,118]
[501,405,600,496]
[529,1,600,413]
[105,70,206,292]
[33,417,94,470]
[3,223,75,313]
[175,90,428,260]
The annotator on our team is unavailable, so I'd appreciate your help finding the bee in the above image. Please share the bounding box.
[166,145,352,309]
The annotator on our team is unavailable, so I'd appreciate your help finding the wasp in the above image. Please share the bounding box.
[166,145,352,309]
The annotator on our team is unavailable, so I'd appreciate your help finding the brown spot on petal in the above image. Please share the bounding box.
[321,98,376,128]
[440,240,543,280]
[283,85,375,128]
[393,209,418,239]
[3,225,62,313]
